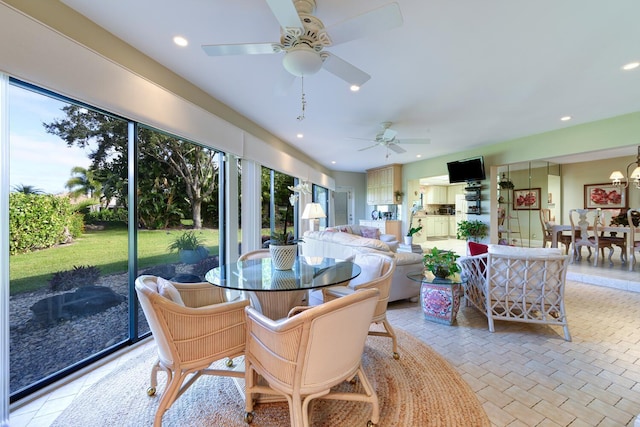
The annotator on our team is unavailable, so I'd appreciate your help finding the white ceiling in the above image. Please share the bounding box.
[60,0,640,172]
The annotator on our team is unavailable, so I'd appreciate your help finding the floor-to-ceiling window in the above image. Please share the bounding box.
[313,184,329,229]
[261,167,296,246]
[7,80,225,401]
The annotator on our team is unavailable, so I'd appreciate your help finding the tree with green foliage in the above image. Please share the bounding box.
[12,184,44,194]
[44,105,218,229]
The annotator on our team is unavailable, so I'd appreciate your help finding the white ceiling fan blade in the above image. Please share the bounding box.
[358,144,379,152]
[202,43,277,56]
[347,137,375,142]
[326,2,403,46]
[322,53,371,86]
[274,70,296,96]
[265,0,303,30]
[387,143,406,154]
[397,138,431,144]
[382,128,398,141]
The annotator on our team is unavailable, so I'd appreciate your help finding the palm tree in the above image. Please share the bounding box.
[65,166,101,200]
[11,184,44,194]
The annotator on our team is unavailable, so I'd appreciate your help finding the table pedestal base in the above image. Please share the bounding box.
[420,281,462,325]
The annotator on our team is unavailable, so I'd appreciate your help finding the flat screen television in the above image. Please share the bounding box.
[446,156,486,183]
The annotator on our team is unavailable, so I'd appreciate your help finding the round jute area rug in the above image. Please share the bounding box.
[52,328,489,426]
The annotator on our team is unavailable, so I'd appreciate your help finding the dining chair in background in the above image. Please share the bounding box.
[135,275,249,427]
[539,208,571,254]
[569,208,614,266]
[595,209,627,264]
[243,288,380,427]
[321,253,400,359]
[628,208,640,271]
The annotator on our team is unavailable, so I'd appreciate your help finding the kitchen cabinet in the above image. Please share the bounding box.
[425,186,447,204]
[424,216,449,237]
[366,164,402,205]
[449,217,457,237]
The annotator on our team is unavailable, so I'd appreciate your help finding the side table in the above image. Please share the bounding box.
[407,271,466,325]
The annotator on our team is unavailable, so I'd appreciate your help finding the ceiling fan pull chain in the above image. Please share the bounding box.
[297,76,306,121]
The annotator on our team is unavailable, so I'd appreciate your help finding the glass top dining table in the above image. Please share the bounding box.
[204,256,361,292]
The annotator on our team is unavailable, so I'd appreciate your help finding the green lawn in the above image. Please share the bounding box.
[9,224,220,295]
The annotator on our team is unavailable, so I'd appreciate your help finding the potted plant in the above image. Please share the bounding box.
[405,225,422,245]
[394,190,404,202]
[268,183,309,270]
[168,230,209,264]
[456,219,488,243]
[422,247,461,279]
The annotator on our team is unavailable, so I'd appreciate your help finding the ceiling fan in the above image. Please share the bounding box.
[353,122,431,156]
[201,0,403,89]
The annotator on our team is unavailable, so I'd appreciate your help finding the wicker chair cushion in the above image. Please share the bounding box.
[488,244,562,257]
[349,253,384,287]
[156,277,185,306]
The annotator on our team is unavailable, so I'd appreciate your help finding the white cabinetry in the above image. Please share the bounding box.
[425,186,447,204]
[449,217,457,237]
[366,164,402,205]
[424,216,449,237]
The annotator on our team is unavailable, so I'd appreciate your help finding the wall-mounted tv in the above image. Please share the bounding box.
[447,156,486,183]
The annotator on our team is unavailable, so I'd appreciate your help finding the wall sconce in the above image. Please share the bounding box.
[610,146,640,189]
[301,203,326,231]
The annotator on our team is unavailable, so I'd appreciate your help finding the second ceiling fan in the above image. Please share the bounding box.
[201,0,403,90]
[353,122,431,156]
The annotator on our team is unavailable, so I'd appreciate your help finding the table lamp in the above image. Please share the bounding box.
[301,203,326,231]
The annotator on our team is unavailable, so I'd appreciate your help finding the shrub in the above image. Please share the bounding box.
[9,193,84,254]
[49,265,101,292]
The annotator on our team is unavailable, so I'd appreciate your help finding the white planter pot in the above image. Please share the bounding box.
[269,244,298,270]
[404,236,413,245]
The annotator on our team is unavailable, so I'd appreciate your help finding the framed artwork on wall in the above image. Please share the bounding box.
[584,183,627,209]
[513,188,541,210]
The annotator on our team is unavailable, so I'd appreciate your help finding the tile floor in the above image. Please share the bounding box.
[9,241,640,427]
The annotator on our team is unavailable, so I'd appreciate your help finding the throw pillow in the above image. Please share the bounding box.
[349,254,384,288]
[468,241,488,256]
[360,226,381,240]
[156,277,185,306]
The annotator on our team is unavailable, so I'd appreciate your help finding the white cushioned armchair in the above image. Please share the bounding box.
[459,245,571,341]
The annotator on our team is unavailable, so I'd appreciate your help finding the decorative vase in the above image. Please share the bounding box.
[404,236,413,245]
[179,246,209,264]
[433,265,450,279]
[269,244,298,270]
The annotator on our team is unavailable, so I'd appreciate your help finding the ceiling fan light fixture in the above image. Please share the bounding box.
[282,46,323,77]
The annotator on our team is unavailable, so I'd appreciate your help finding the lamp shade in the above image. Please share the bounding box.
[301,202,326,219]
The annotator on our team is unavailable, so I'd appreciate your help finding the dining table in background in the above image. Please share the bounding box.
[550,224,635,264]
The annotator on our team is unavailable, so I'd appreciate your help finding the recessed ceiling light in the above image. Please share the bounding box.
[296,133,303,138]
[350,85,360,92]
[622,61,639,70]
[560,116,572,121]
[331,160,336,164]
[173,36,188,47]
[416,154,422,158]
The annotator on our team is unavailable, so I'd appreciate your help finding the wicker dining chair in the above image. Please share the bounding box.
[244,288,380,427]
[321,253,399,359]
[135,275,249,427]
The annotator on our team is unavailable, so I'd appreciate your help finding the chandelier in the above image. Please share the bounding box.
[609,146,640,189]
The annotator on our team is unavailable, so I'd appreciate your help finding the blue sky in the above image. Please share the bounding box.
[9,85,93,195]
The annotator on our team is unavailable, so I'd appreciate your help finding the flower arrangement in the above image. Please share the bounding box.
[270,181,311,245]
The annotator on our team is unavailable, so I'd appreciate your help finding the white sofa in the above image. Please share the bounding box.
[300,229,423,302]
